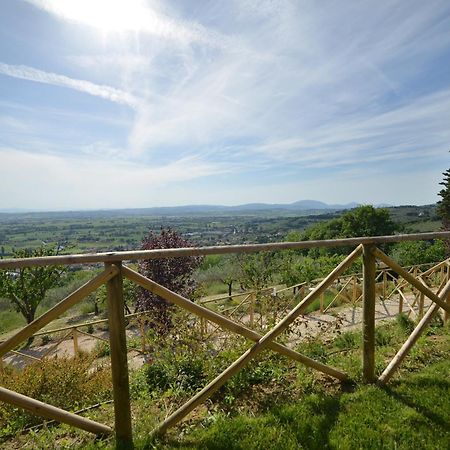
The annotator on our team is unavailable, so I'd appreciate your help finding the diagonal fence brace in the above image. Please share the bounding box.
[0,266,119,359]
[373,248,450,314]
[0,386,111,435]
[122,266,347,381]
[147,244,362,435]
[378,278,450,384]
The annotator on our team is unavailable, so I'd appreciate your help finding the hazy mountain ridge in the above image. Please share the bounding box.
[0,200,370,218]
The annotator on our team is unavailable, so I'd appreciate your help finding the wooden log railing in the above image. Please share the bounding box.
[0,231,449,447]
[1,309,157,366]
[5,258,445,368]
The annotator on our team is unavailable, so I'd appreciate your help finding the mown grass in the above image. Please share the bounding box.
[168,360,449,450]
[1,315,448,449]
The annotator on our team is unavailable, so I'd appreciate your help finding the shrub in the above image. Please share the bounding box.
[334,331,358,350]
[94,340,110,357]
[375,327,392,346]
[396,313,415,334]
[40,334,52,346]
[0,355,112,435]
[144,362,171,392]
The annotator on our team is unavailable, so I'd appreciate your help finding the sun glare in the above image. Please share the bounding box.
[39,0,155,33]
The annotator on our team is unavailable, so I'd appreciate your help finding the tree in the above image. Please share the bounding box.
[389,240,445,267]
[198,255,240,300]
[0,247,65,328]
[88,277,137,316]
[136,228,203,335]
[238,252,278,291]
[302,205,399,255]
[437,168,450,228]
[437,168,450,255]
[280,253,346,287]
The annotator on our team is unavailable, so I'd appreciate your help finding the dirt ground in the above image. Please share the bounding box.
[2,291,430,371]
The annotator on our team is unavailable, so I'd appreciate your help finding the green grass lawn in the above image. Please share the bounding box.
[155,359,449,450]
[1,315,448,450]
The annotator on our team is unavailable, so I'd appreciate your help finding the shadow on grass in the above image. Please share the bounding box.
[271,394,341,450]
[382,376,450,433]
[156,394,342,450]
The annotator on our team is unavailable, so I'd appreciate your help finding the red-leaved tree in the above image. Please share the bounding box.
[136,228,203,335]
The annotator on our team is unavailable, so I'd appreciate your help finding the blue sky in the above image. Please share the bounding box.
[0,0,449,210]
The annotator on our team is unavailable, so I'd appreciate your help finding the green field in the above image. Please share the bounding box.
[0,204,439,257]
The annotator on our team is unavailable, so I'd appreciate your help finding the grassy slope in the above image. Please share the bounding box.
[1,312,448,450]
[151,318,449,450]
[157,361,449,450]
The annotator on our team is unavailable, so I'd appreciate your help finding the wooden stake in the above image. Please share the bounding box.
[0,386,111,435]
[41,331,72,359]
[106,263,133,449]
[352,276,358,303]
[362,245,376,383]
[10,350,42,362]
[323,276,353,313]
[378,279,450,384]
[418,277,425,319]
[249,293,255,327]
[72,328,79,356]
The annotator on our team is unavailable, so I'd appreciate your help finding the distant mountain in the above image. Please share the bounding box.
[0,200,363,218]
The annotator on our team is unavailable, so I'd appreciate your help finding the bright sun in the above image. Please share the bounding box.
[37,0,156,33]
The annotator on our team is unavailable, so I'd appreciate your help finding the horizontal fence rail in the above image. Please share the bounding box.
[0,231,449,269]
[0,231,449,448]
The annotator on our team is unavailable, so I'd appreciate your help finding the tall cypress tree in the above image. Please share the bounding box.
[437,168,450,255]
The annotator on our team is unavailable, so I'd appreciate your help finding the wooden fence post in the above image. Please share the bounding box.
[72,328,79,357]
[379,279,450,384]
[446,264,450,323]
[352,276,358,303]
[249,292,255,327]
[418,276,425,320]
[362,244,376,383]
[320,292,325,313]
[106,262,133,449]
[398,283,404,314]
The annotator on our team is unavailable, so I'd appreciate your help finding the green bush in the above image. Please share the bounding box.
[144,361,171,392]
[375,327,392,346]
[94,340,110,357]
[334,331,358,350]
[0,355,112,435]
[396,313,415,334]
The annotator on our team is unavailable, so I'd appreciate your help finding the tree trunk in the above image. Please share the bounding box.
[25,309,36,347]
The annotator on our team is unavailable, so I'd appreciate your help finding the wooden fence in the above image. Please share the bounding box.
[1,310,154,368]
[2,258,445,370]
[0,231,449,448]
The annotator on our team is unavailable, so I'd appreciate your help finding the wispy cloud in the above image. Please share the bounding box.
[0,147,228,209]
[0,63,140,109]
[250,88,450,169]
[0,0,449,208]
